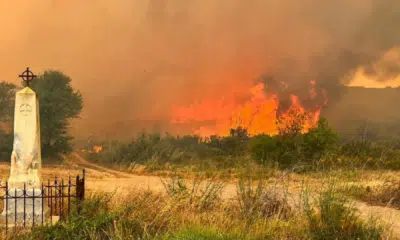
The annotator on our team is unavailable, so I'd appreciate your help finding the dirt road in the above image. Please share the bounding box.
[0,154,399,236]
[69,153,400,237]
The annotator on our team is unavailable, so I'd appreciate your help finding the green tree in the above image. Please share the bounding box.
[0,82,17,123]
[0,82,16,161]
[29,70,83,158]
[0,130,13,161]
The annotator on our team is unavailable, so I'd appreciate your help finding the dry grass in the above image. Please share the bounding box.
[340,179,400,210]
[6,173,391,240]
[0,157,398,239]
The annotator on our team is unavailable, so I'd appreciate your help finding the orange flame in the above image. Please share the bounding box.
[93,145,103,153]
[171,81,327,137]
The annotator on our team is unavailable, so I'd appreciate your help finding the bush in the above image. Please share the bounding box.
[247,134,276,165]
[236,171,291,221]
[26,193,123,240]
[340,140,376,159]
[303,183,384,240]
[248,118,339,168]
[87,117,400,172]
[344,180,400,209]
[161,172,225,211]
[23,191,169,240]
[88,132,238,170]
[209,127,249,156]
[272,133,304,167]
[302,118,338,162]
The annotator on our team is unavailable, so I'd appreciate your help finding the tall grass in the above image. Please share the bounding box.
[16,178,390,240]
[339,179,400,210]
[235,171,291,221]
[160,172,226,211]
[303,182,384,240]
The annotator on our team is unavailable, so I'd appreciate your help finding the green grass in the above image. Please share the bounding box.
[163,226,242,240]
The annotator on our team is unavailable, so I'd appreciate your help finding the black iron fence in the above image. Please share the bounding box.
[0,169,85,236]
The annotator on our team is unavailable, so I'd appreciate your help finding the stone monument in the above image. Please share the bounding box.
[2,68,45,224]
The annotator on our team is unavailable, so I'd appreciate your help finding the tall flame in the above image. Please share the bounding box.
[171,81,327,137]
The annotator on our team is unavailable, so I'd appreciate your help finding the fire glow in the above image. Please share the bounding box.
[93,145,103,153]
[171,81,327,137]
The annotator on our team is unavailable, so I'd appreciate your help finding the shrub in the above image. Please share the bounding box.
[247,134,276,165]
[214,127,249,157]
[161,172,225,211]
[302,118,338,162]
[345,180,400,209]
[88,132,227,169]
[23,191,170,240]
[303,183,384,240]
[340,140,376,159]
[25,193,123,240]
[87,118,400,172]
[273,134,304,167]
[235,172,291,221]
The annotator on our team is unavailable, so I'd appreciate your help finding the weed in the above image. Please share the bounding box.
[163,226,242,240]
[303,182,384,240]
[161,172,225,211]
[235,171,291,221]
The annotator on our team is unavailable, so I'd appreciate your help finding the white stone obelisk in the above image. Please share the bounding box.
[2,86,45,223]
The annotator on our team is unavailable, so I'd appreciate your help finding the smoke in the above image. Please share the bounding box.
[0,0,398,138]
[258,0,400,113]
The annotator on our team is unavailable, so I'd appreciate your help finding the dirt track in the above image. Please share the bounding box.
[0,154,399,237]
[72,153,400,237]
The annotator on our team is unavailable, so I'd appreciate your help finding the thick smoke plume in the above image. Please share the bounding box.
[0,0,399,138]
[259,0,400,114]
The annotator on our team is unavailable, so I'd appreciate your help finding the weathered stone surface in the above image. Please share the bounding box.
[8,87,42,189]
[2,87,46,223]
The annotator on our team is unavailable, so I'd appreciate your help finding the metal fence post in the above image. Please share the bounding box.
[82,169,85,201]
[76,174,81,214]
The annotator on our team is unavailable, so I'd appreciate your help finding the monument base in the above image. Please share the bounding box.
[8,170,41,189]
[1,189,47,225]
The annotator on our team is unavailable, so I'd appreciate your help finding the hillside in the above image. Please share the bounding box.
[323,86,400,139]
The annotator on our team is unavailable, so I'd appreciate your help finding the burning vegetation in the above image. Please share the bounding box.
[171,77,328,137]
[93,145,103,153]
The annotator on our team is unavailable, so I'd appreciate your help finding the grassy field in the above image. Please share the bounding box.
[14,172,394,240]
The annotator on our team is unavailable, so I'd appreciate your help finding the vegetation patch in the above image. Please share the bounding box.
[340,180,400,209]
[14,179,389,240]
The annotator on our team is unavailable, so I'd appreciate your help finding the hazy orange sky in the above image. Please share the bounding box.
[0,1,398,138]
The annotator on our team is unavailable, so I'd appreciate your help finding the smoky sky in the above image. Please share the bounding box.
[259,0,400,114]
[0,0,399,137]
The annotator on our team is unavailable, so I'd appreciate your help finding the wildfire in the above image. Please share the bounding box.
[93,145,103,153]
[171,81,327,137]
